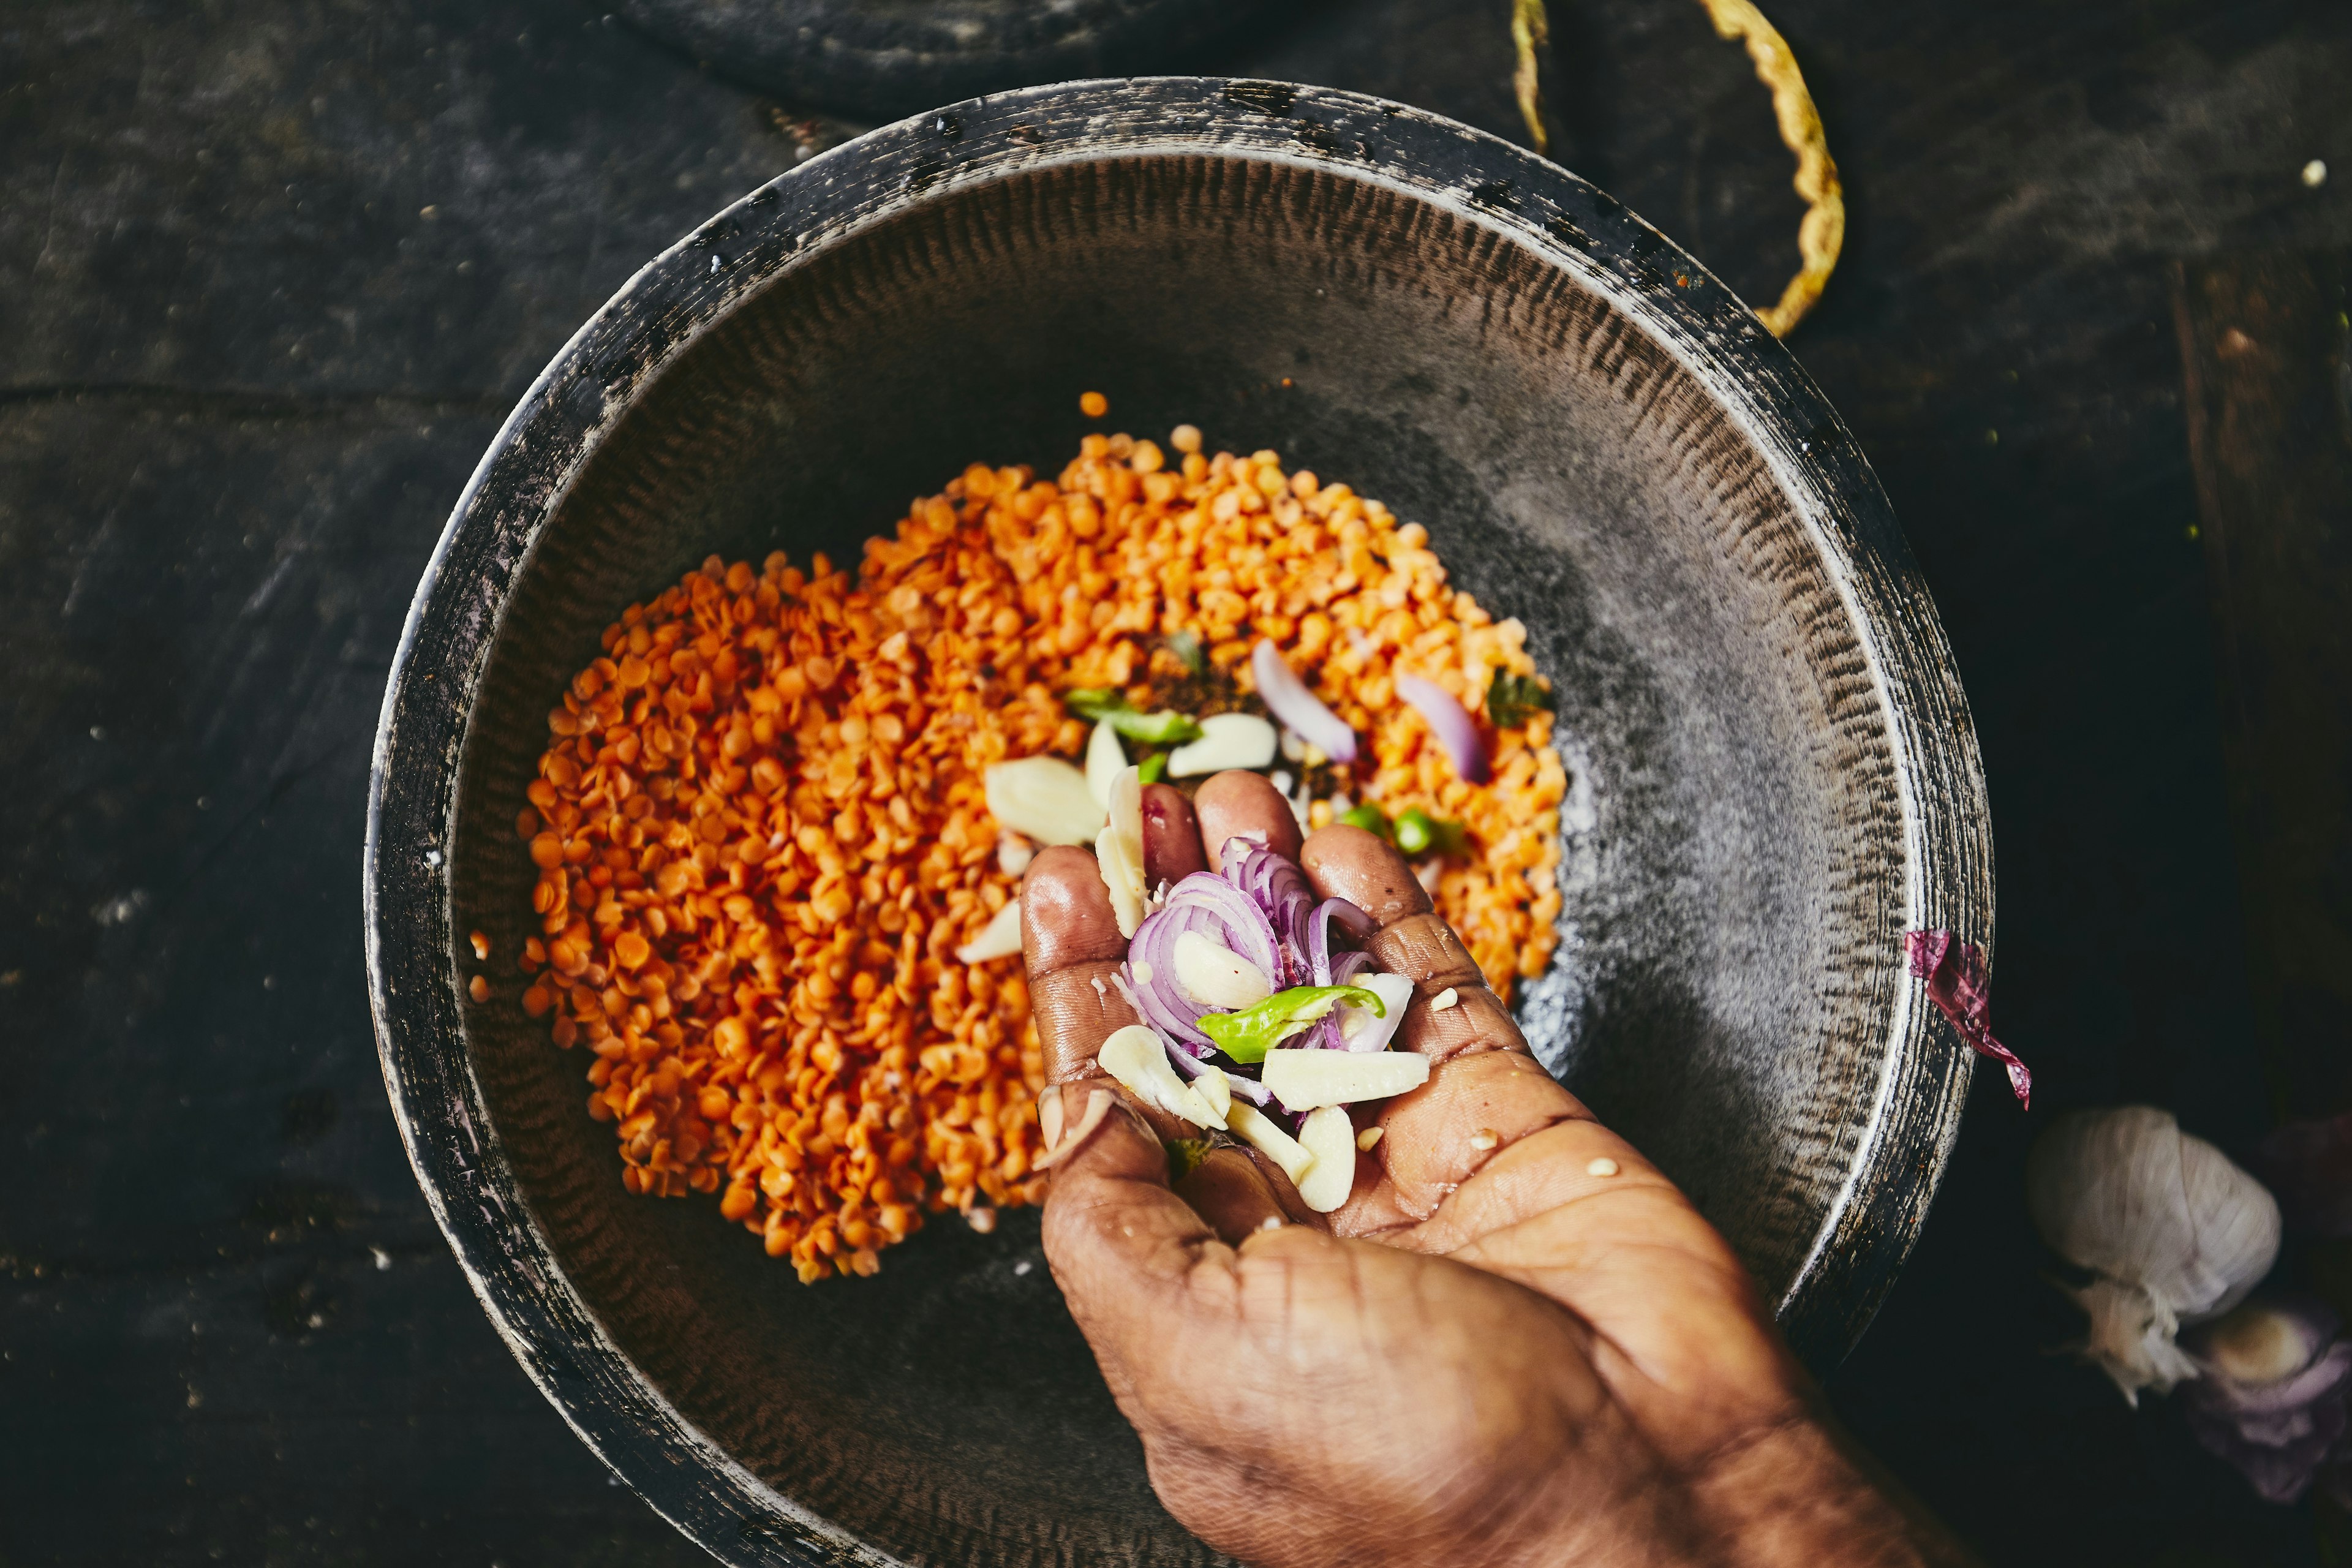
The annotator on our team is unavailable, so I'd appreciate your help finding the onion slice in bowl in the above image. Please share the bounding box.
[1395,673,1490,784]
[1251,639,1355,764]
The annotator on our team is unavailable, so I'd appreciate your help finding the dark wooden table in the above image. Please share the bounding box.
[5,2,2348,1562]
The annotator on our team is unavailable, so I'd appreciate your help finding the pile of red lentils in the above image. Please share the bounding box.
[508,409,1566,1281]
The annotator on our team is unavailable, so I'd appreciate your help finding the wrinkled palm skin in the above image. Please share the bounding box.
[1020,774,1972,1568]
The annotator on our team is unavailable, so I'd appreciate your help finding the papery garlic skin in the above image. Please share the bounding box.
[2066,1277,2202,1401]
[2026,1106,2282,1404]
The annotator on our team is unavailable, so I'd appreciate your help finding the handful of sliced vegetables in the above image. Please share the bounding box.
[1087,774,1430,1212]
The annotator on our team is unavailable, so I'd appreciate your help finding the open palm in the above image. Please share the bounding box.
[1020,772,1967,1568]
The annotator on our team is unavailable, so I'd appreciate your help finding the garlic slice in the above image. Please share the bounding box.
[1262,1047,1430,1110]
[985,756,1106,846]
[995,830,1036,878]
[953,900,1022,963]
[1224,1101,1314,1188]
[1084,717,1126,810]
[1172,930,1273,1009]
[1295,1107,1358,1213]
[1335,972,1415,1052]
[1097,1024,1223,1129]
[1167,712,1278,777]
[1095,764,1147,938]
[1189,1062,1234,1122]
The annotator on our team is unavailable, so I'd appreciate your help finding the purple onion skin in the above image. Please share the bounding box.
[2182,1298,2352,1504]
[1395,673,1490,785]
[1251,639,1356,764]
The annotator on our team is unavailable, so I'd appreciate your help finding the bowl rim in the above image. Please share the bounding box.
[364,75,1992,1566]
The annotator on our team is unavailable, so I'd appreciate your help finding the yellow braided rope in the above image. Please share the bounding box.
[1511,0,1844,336]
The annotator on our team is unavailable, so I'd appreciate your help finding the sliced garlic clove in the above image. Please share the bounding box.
[995,830,1036,878]
[1335,971,1416,1052]
[1295,1107,1359,1212]
[1261,1046,1430,1110]
[1172,929,1273,1009]
[1098,1023,1223,1129]
[1224,1101,1314,1188]
[1084,717,1126,810]
[1096,826,1143,939]
[1167,712,1278,777]
[1189,1062,1234,1122]
[953,900,1023,963]
[1108,764,1144,867]
[985,756,1107,846]
[1095,765,1147,938]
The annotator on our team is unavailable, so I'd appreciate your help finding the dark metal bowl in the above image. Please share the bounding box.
[366,78,1991,1568]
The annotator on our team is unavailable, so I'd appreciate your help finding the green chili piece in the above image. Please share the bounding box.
[1109,709,1203,745]
[1393,808,1469,858]
[1198,984,1384,1065]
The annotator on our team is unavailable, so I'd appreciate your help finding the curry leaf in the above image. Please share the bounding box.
[1486,671,1555,729]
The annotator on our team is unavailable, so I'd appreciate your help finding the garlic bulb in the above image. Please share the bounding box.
[2026,1106,2281,1404]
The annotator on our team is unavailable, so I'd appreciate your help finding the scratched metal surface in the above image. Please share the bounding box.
[369,78,1986,1564]
[3,1,2349,1565]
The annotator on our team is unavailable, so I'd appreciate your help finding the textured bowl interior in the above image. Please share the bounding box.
[371,81,1988,1568]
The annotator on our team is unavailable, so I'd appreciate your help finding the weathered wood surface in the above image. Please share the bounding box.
[4,1,2350,1563]
[2174,251,2352,1121]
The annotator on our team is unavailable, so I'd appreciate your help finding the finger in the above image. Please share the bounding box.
[1038,1082,1257,1430]
[1195,769,1302,870]
[1140,782,1208,888]
[1022,845,1136,1082]
[1020,845,1195,1143]
[1298,823,1429,925]
[1299,824,1591,1235]
[1348,1051,1581,1227]
[1174,1144,1317,1243]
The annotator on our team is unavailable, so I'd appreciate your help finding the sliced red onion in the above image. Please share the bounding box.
[1303,897,1368,986]
[1251,639,1355,764]
[1126,872,1284,1048]
[1903,929,2031,1108]
[2182,1298,2352,1504]
[1125,824,1417,1130]
[1222,839,1314,968]
[1395,673,1490,785]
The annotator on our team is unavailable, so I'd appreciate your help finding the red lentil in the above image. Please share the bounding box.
[520,428,1564,1281]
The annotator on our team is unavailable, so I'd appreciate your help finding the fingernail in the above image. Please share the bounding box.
[1039,1083,1065,1148]
[1034,1088,1115,1170]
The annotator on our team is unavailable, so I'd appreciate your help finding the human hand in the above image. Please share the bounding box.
[1021,771,1970,1568]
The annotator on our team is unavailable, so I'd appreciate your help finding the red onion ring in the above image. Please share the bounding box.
[1395,673,1490,784]
[1125,872,1283,1047]
[1251,640,1356,764]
